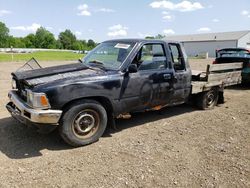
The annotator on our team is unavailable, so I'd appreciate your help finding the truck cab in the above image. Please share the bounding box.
[114,39,192,113]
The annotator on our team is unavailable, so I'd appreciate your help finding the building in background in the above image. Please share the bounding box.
[166,30,250,57]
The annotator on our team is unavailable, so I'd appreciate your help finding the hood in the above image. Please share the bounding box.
[12,63,103,86]
[13,63,90,80]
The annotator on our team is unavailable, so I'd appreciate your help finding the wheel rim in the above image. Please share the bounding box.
[207,91,215,106]
[72,109,100,139]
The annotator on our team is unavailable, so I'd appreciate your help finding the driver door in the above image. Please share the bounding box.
[120,43,174,112]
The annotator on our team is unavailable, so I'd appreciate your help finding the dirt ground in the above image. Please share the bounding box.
[0,59,249,187]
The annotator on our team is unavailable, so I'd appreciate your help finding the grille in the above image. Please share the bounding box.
[15,79,27,102]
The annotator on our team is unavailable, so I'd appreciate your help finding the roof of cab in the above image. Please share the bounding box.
[103,38,178,44]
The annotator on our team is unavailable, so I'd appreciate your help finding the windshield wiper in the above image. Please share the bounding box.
[78,59,104,71]
[78,59,89,68]
[88,60,104,65]
[88,60,108,71]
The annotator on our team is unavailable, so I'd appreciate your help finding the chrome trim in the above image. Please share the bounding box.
[6,90,62,124]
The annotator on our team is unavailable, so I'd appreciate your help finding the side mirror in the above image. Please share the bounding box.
[128,64,138,73]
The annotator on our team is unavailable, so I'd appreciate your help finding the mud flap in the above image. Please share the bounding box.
[108,114,118,131]
[218,91,224,104]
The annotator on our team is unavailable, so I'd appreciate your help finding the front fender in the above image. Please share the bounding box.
[35,79,121,110]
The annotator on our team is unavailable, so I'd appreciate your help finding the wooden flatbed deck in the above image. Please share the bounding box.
[191,63,243,94]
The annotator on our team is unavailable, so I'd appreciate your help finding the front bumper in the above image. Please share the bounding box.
[6,90,62,125]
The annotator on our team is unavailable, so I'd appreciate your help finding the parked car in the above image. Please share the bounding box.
[214,48,250,83]
[6,39,243,147]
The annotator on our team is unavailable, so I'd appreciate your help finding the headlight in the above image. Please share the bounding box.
[26,89,51,109]
[12,79,17,89]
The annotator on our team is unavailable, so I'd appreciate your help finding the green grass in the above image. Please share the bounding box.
[0,51,84,62]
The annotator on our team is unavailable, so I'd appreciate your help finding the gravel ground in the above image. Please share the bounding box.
[0,59,249,187]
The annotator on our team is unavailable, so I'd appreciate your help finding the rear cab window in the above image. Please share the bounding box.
[169,43,186,71]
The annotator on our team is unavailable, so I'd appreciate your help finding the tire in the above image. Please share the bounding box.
[196,88,219,110]
[59,99,107,147]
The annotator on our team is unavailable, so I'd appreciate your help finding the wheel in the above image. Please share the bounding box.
[196,88,219,110]
[59,100,107,147]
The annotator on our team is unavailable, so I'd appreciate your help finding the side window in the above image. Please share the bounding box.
[169,44,185,71]
[133,44,167,71]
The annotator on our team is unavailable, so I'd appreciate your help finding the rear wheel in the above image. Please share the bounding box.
[60,100,107,147]
[196,88,219,110]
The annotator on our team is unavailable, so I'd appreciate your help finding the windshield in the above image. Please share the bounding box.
[82,41,136,70]
[217,49,250,58]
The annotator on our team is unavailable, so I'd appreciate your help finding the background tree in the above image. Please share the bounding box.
[58,29,77,50]
[34,27,57,49]
[23,34,36,48]
[8,36,26,48]
[145,34,166,40]
[55,40,63,49]
[0,21,97,50]
[0,22,10,47]
[72,41,84,50]
[145,36,154,39]
[87,39,96,49]
[154,34,165,39]
[80,40,87,47]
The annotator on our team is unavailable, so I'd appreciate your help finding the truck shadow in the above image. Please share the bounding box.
[104,104,196,136]
[0,104,195,159]
[226,84,250,90]
[0,117,72,159]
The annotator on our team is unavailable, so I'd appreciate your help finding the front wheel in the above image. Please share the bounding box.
[196,88,219,110]
[59,100,107,147]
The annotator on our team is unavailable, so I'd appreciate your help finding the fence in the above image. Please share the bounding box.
[0,48,82,54]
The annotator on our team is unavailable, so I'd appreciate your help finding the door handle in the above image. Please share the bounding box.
[163,74,171,80]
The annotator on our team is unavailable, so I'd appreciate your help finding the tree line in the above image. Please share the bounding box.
[0,21,96,50]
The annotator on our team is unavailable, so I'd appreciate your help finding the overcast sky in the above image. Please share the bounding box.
[0,0,250,42]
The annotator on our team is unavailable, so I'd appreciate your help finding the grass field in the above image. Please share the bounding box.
[0,51,84,62]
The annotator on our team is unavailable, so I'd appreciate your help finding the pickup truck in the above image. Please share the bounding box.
[6,39,243,146]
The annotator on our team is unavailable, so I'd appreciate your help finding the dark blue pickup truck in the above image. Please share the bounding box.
[6,39,243,146]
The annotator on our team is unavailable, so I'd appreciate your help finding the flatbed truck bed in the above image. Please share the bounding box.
[191,62,243,94]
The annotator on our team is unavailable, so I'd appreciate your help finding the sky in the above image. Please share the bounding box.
[0,0,250,42]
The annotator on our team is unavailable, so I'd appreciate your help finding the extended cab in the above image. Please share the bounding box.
[6,39,243,146]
